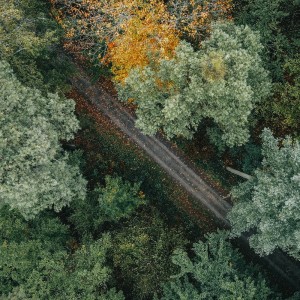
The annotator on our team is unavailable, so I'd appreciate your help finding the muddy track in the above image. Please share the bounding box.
[71,71,300,291]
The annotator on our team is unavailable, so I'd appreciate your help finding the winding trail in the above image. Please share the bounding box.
[71,70,300,291]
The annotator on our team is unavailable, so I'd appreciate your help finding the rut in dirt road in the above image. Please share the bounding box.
[70,71,300,291]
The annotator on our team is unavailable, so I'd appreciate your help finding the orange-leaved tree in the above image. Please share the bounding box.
[107,0,180,83]
[49,0,231,82]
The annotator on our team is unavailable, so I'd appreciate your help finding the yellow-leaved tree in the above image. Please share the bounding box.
[107,0,179,83]
[49,0,232,82]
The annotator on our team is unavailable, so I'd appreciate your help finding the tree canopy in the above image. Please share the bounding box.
[70,175,145,235]
[1,0,299,297]
[229,128,300,259]
[111,209,186,299]
[259,55,300,135]
[50,0,233,77]
[107,0,179,83]
[119,22,270,147]
[0,225,124,299]
[167,0,233,46]
[0,0,71,92]
[159,231,273,299]
[233,0,299,81]
[0,60,86,219]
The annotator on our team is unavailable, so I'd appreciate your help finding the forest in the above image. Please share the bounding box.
[0,0,300,299]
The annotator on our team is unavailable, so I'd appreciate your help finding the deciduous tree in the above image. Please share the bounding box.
[119,22,270,147]
[0,233,124,299]
[107,0,179,82]
[0,61,86,219]
[70,176,145,235]
[259,55,300,135]
[98,176,145,222]
[233,0,297,81]
[0,0,71,91]
[51,0,179,82]
[228,128,300,259]
[159,231,273,299]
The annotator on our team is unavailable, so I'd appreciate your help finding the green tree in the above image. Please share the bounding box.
[0,206,71,296]
[70,176,145,235]
[159,231,273,300]
[288,292,300,300]
[259,55,300,135]
[0,205,70,251]
[233,0,299,81]
[111,209,187,300]
[0,204,123,299]
[119,22,270,147]
[97,176,145,222]
[228,128,300,259]
[0,233,124,299]
[0,60,86,219]
[0,0,72,92]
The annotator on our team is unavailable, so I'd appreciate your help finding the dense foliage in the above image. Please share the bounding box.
[234,0,300,136]
[1,0,300,298]
[70,175,145,235]
[0,207,124,299]
[0,0,71,92]
[167,0,233,46]
[160,231,273,299]
[229,129,300,259]
[50,0,232,81]
[119,22,270,147]
[112,209,186,299]
[0,61,86,219]
[233,0,300,81]
[259,55,300,135]
[107,0,179,82]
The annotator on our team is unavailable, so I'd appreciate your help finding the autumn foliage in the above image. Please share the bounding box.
[107,0,179,82]
[49,0,232,82]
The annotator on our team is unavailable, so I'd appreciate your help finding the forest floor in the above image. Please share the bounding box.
[70,66,300,293]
